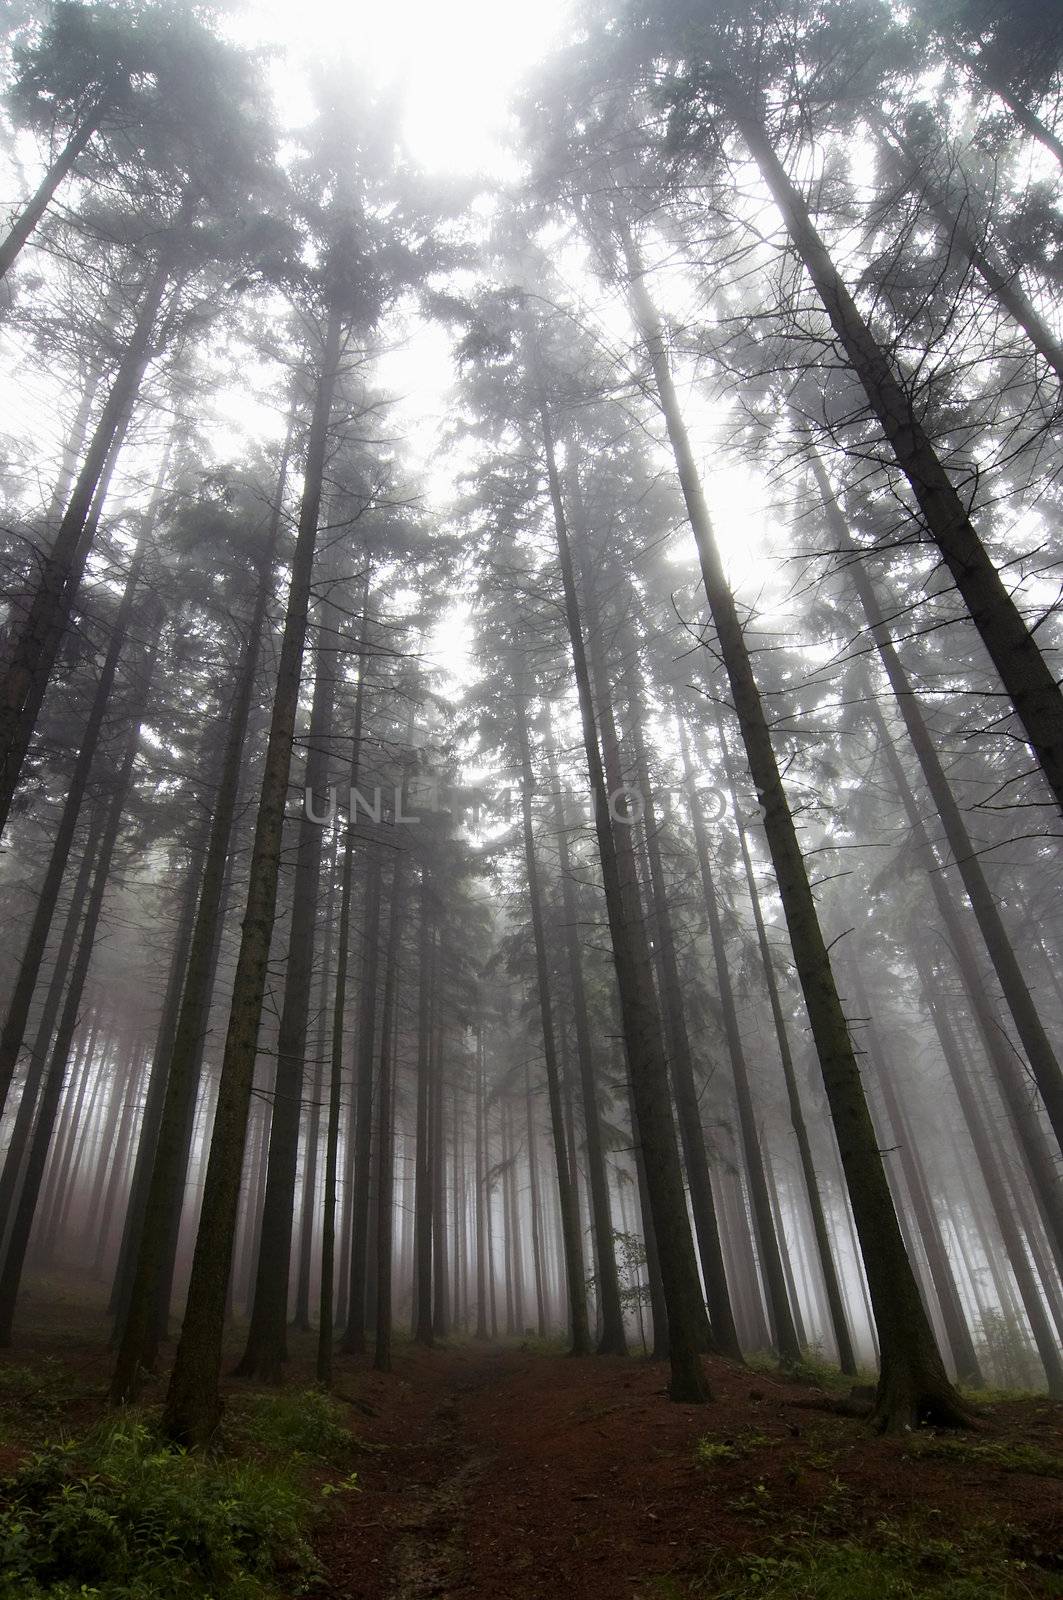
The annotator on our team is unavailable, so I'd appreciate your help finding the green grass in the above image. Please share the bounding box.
[223,1386,355,1467]
[0,1391,363,1599]
[904,1434,1063,1478]
[692,1519,1060,1598]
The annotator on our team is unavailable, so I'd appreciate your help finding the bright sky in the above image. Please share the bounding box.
[228,0,573,175]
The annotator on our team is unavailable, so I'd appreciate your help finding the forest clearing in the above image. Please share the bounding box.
[0,0,1062,1592]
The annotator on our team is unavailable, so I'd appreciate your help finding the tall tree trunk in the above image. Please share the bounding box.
[849,962,984,1387]
[412,889,435,1346]
[731,113,1063,816]
[318,578,371,1382]
[596,616,739,1358]
[110,476,286,1401]
[813,457,1063,1158]
[374,843,407,1373]
[108,829,207,1327]
[162,307,343,1445]
[237,560,339,1379]
[0,638,155,1341]
[0,485,160,1113]
[294,830,337,1330]
[0,802,103,1233]
[917,952,1063,1397]
[545,733,626,1354]
[431,1015,451,1340]
[632,656,798,1363]
[514,678,589,1353]
[702,708,857,1375]
[534,383,709,1401]
[0,112,100,280]
[0,236,179,839]
[874,129,1063,384]
[474,1023,489,1341]
[342,843,383,1353]
[849,634,1063,1263]
[621,237,966,1429]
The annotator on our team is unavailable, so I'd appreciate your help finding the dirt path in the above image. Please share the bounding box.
[309,1344,1063,1600]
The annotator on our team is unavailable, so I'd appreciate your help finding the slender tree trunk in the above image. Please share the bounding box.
[108,828,207,1327]
[621,238,965,1428]
[0,492,158,1114]
[342,843,383,1353]
[238,563,339,1379]
[813,453,1063,1157]
[431,1018,451,1340]
[318,580,371,1381]
[0,239,179,841]
[374,844,407,1373]
[731,116,1063,816]
[593,617,738,1357]
[524,1064,548,1340]
[413,892,435,1345]
[0,643,154,1341]
[162,307,343,1445]
[850,962,984,1387]
[545,735,626,1353]
[0,112,100,281]
[703,709,857,1375]
[534,387,709,1400]
[110,468,286,1402]
[918,954,1063,1398]
[0,803,103,1233]
[874,129,1063,384]
[294,830,337,1330]
[474,1023,489,1340]
[514,680,589,1353]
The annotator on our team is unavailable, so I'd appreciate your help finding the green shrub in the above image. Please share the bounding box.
[224,1387,354,1466]
[0,1417,316,1599]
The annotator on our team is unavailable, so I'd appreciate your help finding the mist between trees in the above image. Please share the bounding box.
[301,781,737,827]
[0,0,1058,1466]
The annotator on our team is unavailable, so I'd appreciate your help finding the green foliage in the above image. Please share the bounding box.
[0,1416,317,1600]
[694,1438,740,1466]
[904,1435,1063,1478]
[223,1387,354,1468]
[695,1428,773,1468]
[695,1519,1052,1598]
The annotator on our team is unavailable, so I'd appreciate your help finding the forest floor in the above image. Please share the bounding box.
[0,1277,1061,1598]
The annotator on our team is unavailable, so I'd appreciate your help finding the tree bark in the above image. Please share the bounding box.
[110,468,286,1402]
[703,708,857,1375]
[162,307,343,1445]
[535,382,710,1402]
[733,108,1063,818]
[0,237,178,839]
[374,843,407,1372]
[0,636,156,1342]
[514,677,590,1353]
[621,233,966,1428]
[0,112,99,281]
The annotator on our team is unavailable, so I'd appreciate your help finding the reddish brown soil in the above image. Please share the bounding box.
[311,1343,1063,1600]
[1,1281,1060,1598]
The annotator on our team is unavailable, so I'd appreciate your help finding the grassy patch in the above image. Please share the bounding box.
[223,1386,355,1467]
[0,1404,343,1599]
[694,1428,773,1468]
[693,1519,1055,1598]
[905,1434,1063,1478]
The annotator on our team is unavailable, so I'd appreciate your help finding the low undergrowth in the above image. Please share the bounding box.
[0,1388,359,1599]
[904,1433,1063,1478]
[685,1517,1061,1599]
